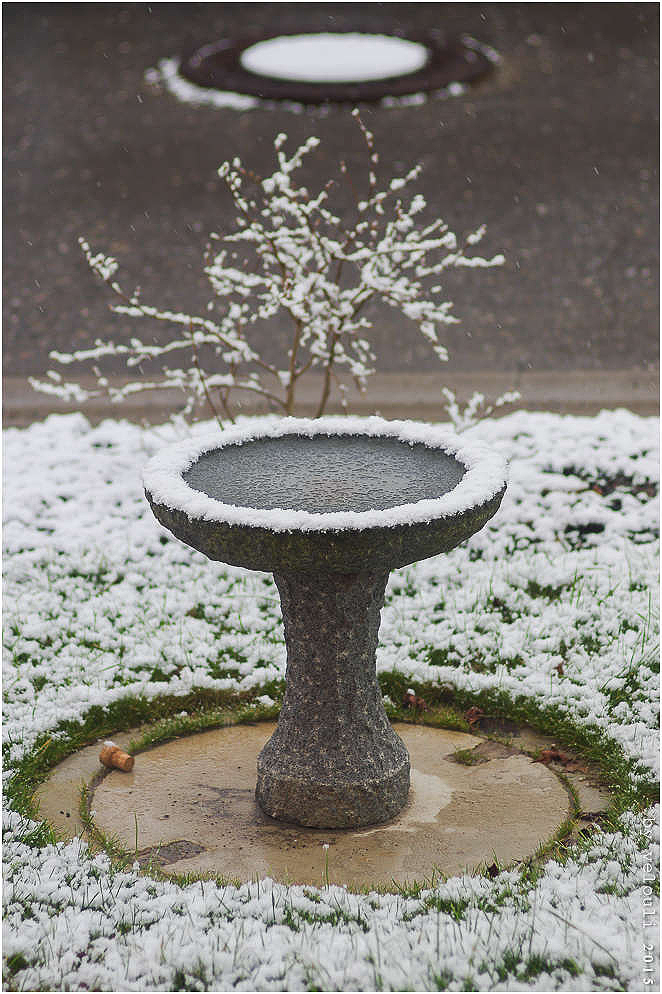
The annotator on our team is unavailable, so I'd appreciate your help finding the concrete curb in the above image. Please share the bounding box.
[3,369,658,427]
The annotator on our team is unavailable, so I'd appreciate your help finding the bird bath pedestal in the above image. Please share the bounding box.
[144,417,506,829]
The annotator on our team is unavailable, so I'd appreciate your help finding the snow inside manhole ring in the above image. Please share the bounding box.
[178,31,495,104]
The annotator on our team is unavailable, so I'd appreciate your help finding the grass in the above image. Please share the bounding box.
[3,410,658,992]
[8,682,641,903]
[451,747,483,766]
[5,647,658,985]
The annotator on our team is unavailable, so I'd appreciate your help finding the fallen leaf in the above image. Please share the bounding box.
[402,691,427,711]
[535,746,586,771]
[464,705,485,728]
[578,811,610,826]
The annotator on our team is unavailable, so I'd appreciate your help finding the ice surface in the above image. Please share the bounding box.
[183,434,465,514]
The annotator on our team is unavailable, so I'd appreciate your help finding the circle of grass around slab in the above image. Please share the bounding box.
[8,681,656,893]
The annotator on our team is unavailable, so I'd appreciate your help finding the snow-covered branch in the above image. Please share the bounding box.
[442,387,522,433]
[32,114,506,423]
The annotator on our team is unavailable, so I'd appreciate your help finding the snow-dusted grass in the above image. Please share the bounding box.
[3,410,660,991]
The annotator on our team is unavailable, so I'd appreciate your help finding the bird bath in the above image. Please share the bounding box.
[143,417,507,828]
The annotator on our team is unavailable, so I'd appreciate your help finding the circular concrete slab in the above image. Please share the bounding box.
[89,722,569,887]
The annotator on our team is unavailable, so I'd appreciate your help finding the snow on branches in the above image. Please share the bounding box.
[31,112,505,424]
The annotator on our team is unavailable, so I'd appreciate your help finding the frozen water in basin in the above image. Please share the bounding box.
[183,434,466,514]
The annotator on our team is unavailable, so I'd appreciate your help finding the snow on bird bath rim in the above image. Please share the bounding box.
[239,33,430,83]
[143,416,507,533]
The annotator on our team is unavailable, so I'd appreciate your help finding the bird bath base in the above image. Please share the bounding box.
[258,569,409,827]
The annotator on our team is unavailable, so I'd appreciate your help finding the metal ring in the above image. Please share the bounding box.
[179,30,493,104]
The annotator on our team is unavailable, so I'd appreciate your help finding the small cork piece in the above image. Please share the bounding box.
[99,740,134,772]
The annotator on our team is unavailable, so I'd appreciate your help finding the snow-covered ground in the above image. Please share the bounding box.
[3,410,660,991]
[145,58,266,112]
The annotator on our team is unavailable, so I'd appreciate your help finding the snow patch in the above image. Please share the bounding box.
[3,410,659,992]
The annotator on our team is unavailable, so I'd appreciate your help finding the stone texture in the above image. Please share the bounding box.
[256,569,409,827]
[144,440,506,828]
[182,435,467,515]
[35,721,612,887]
[145,486,505,574]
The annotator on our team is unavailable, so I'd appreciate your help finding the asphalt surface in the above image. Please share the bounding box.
[3,3,659,422]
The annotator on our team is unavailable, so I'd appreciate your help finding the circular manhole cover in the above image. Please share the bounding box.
[179,31,494,103]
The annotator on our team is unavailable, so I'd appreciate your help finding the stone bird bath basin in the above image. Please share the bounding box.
[144,417,507,828]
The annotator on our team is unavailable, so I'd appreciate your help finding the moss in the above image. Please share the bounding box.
[451,747,483,766]
[6,673,655,897]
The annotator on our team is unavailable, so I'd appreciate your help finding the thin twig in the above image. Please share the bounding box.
[190,322,224,428]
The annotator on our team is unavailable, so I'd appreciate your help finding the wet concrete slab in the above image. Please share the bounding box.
[83,722,570,887]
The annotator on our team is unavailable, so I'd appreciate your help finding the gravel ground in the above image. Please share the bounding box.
[3,3,659,388]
